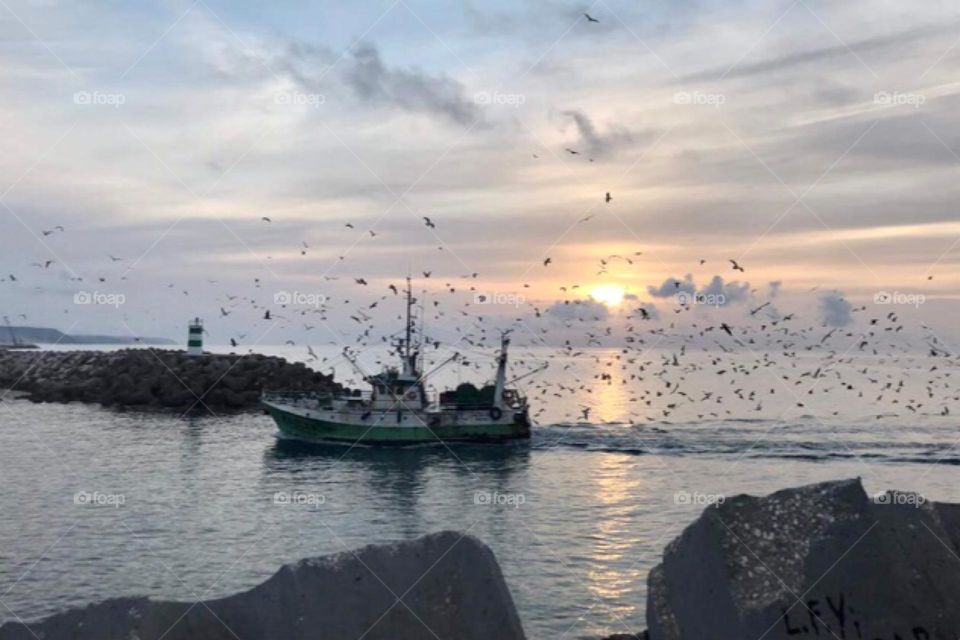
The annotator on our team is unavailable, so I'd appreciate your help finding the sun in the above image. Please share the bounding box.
[590,284,626,307]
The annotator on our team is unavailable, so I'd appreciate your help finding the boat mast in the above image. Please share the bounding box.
[493,331,510,408]
[405,276,413,360]
[402,275,416,377]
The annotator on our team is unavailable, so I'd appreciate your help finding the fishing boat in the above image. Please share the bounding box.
[261,278,533,445]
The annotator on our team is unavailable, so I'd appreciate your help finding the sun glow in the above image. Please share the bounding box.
[590,284,626,307]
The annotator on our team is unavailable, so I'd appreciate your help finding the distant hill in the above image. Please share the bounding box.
[0,326,175,346]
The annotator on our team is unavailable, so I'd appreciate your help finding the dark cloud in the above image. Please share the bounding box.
[698,275,750,305]
[634,302,660,320]
[562,109,635,158]
[342,43,482,127]
[646,275,749,307]
[647,274,695,298]
[819,291,853,327]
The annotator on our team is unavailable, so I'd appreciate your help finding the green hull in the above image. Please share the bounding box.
[264,404,530,446]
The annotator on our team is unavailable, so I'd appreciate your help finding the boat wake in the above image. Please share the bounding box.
[531,417,958,465]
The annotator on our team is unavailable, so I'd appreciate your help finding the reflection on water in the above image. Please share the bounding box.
[586,454,645,623]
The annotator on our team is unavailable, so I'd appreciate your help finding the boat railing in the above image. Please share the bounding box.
[438,400,525,411]
[261,389,372,405]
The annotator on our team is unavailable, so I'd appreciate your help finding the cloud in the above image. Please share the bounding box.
[647,274,696,298]
[545,298,610,322]
[678,23,953,83]
[562,109,634,158]
[646,275,749,306]
[342,43,482,126]
[819,291,853,327]
[698,275,750,306]
[633,302,660,320]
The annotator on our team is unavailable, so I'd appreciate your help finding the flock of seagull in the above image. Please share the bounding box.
[4,162,954,428]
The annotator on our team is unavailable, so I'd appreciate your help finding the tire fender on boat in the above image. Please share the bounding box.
[489,406,503,421]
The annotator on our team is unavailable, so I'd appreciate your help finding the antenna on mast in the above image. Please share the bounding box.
[405,275,413,361]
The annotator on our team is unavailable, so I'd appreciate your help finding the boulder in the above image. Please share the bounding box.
[0,531,526,640]
[647,478,959,640]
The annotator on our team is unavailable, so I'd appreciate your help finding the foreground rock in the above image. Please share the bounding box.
[0,531,525,640]
[0,349,342,412]
[648,478,957,640]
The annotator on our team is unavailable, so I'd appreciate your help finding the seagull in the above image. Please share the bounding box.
[543,257,552,267]
[564,148,580,155]
[108,255,123,262]
[729,259,745,273]
[261,216,271,223]
[584,12,599,23]
[605,192,612,203]
[423,217,436,229]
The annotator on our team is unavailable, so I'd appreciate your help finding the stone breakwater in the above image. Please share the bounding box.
[0,531,526,640]
[0,349,342,411]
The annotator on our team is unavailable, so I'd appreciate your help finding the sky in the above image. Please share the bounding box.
[1,0,959,349]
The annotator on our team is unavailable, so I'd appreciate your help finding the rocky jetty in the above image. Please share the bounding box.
[647,478,958,640]
[0,531,526,640]
[0,348,342,411]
